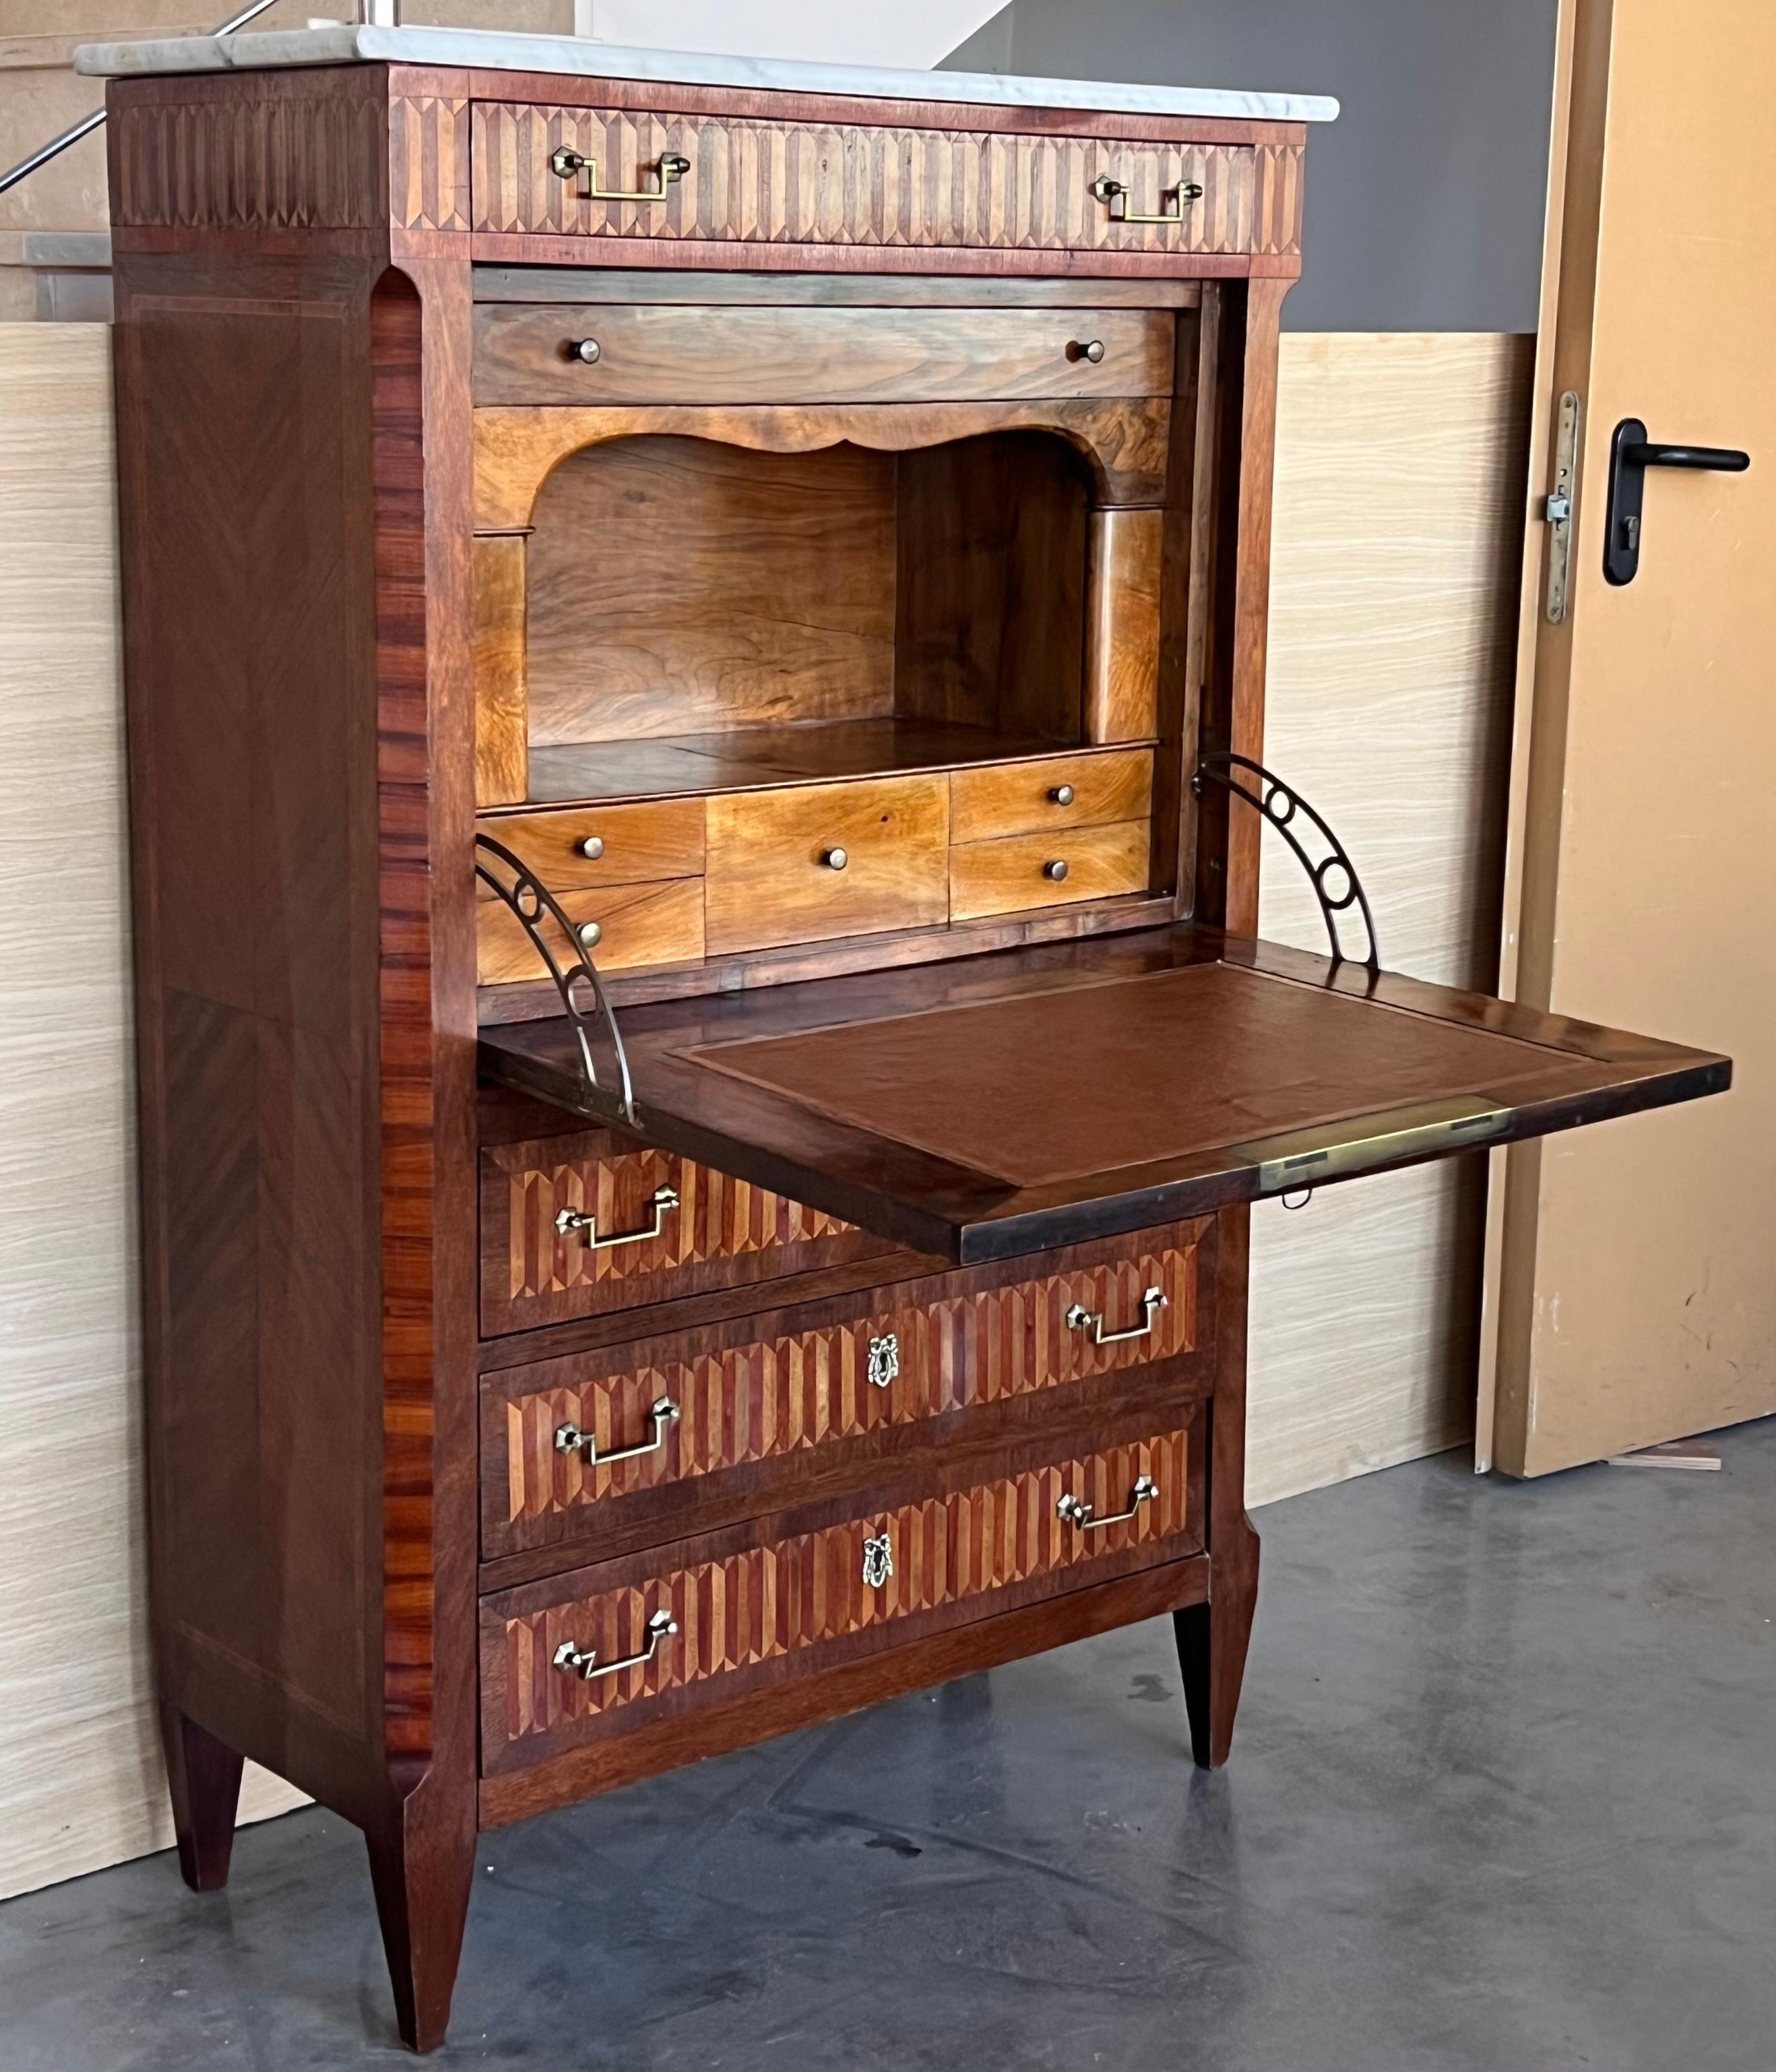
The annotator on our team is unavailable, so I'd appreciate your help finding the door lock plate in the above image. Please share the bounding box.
[1545,389,1582,624]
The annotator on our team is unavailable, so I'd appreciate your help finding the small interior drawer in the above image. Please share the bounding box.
[473,304,1175,407]
[949,747,1155,843]
[949,819,1150,921]
[480,1127,898,1337]
[479,1412,1202,1769]
[477,877,703,985]
[704,775,950,957]
[476,798,706,893]
[481,1222,1207,1565]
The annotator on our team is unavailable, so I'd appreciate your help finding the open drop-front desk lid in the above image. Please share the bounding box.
[479,927,1730,1265]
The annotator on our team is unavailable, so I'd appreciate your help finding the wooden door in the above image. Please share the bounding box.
[1480,0,1776,1474]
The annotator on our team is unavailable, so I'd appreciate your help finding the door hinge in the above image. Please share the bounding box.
[1544,388,1583,624]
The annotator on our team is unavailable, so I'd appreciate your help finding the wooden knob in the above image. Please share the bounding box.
[577,834,604,859]
[569,338,601,364]
[1043,859,1069,883]
[821,846,849,871]
[1048,784,1075,806]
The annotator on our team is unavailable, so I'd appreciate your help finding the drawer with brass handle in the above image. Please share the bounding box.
[469,104,1283,261]
[479,1414,1202,1769]
[480,1224,1207,1563]
[480,1127,895,1337]
[472,304,1174,407]
[949,819,1150,921]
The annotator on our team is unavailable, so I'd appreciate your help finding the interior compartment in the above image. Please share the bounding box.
[519,430,1099,804]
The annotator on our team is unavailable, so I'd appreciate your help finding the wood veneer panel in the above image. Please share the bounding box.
[950,748,1154,842]
[472,534,528,807]
[480,1420,1199,1767]
[949,820,1151,921]
[703,776,950,957]
[482,1226,1205,1561]
[474,798,706,893]
[474,304,1172,406]
[1086,507,1164,743]
[470,104,1277,259]
[470,265,1203,307]
[525,435,897,747]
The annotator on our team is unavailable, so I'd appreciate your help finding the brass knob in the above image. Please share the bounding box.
[1049,784,1075,806]
[569,338,601,364]
[1069,339,1106,365]
[1043,859,1069,883]
[577,834,604,859]
[821,846,849,871]
[577,920,602,947]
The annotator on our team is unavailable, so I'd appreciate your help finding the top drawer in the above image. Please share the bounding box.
[470,105,1286,259]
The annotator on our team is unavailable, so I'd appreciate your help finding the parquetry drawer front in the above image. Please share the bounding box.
[481,1130,895,1335]
[481,1227,1205,1561]
[480,1421,1198,1766]
[470,104,1296,259]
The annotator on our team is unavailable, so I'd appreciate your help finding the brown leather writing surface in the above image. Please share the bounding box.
[678,963,1568,1187]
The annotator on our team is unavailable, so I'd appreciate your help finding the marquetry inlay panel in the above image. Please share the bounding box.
[470,104,1291,257]
[480,1134,884,1334]
[486,1236,1201,1554]
[391,94,472,233]
[485,1426,1193,1747]
[110,86,388,231]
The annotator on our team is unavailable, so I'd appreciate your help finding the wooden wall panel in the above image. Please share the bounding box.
[1246,332,1533,1505]
[0,323,304,1903]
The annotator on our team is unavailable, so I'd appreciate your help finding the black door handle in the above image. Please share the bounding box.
[1604,416,1750,585]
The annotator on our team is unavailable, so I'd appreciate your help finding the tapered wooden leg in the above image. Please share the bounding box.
[160,1703,245,1892]
[365,1800,476,2054]
[1174,1511,1259,1767]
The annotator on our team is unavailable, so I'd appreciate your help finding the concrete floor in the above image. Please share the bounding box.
[5,1422,1774,2072]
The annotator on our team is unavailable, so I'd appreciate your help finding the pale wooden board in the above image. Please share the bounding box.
[1248,332,1533,1505]
[0,324,305,1904]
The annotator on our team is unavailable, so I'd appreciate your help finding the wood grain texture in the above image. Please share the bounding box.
[470,103,1279,257]
[949,820,1150,920]
[474,798,706,893]
[949,748,1153,843]
[472,533,528,807]
[894,431,1089,743]
[473,303,1173,406]
[473,397,1172,529]
[1247,332,1534,1505]
[524,435,897,746]
[1086,507,1164,743]
[391,91,472,235]
[484,1228,1203,1559]
[110,67,389,233]
[482,1422,1197,1763]
[704,774,951,957]
[470,265,1203,307]
[476,875,705,984]
[482,1128,891,1336]
[0,324,303,1902]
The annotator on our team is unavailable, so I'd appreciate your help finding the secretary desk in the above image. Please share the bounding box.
[86,24,1727,2050]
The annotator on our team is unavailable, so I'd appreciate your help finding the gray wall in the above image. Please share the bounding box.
[943,0,1558,332]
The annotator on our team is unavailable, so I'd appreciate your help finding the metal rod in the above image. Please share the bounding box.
[0,0,278,199]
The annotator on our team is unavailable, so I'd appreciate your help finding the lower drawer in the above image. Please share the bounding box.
[480,1412,1201,1773]
[949,818,1149,920]
[480,1222,1208,1563]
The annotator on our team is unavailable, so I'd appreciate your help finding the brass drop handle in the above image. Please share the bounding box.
[1048,784,1075,806]
[1043,859,1069,883]
[1068,338,1106,365]
[821,846,849,871]
[550,145,690,203]
[1067,1285,1167,1346]
[1056,1475,1159,1532]
[555,1395,680,1466]
[555,1183,679,1250]
[1091,172,1203,225]
[568,338,601,364]
[553,1609,677,1682]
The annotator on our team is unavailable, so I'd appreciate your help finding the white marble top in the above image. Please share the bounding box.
[73,24,1337,125]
